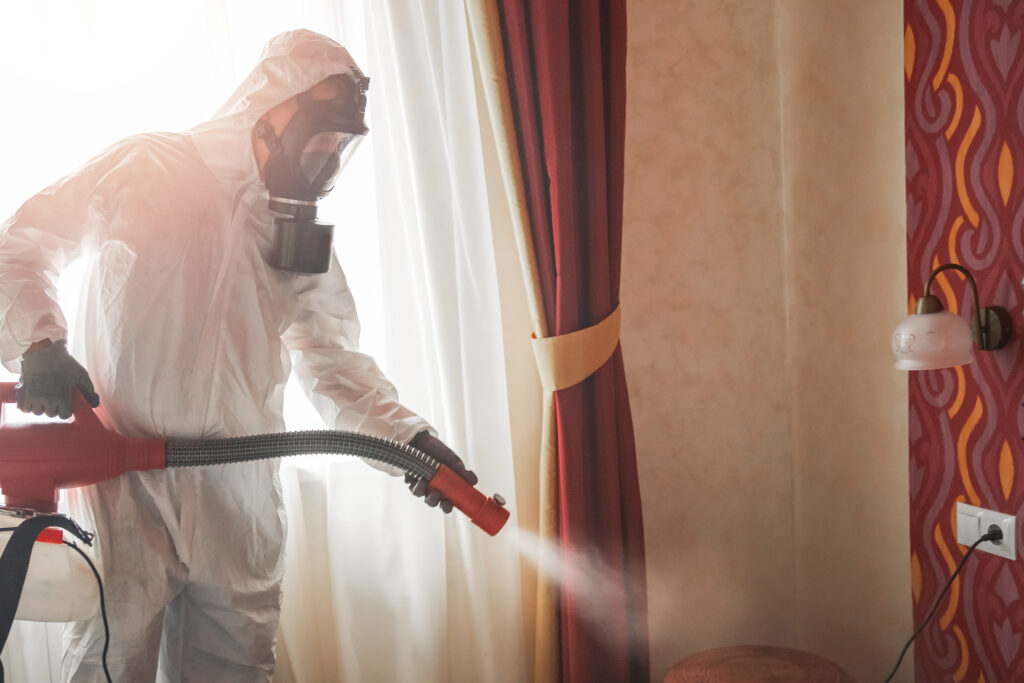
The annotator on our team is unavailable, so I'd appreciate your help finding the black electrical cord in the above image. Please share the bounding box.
[64,541,111,683]
[883,524,1004,683]
[0,527,111,683]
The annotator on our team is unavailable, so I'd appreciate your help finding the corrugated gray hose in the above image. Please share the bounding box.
[164,430,441,480]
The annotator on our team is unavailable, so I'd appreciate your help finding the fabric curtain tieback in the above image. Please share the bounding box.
[531,305,621,392]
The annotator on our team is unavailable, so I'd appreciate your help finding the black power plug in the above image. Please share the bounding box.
[982,523,1004,545]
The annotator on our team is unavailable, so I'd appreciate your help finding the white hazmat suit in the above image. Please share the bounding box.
[0,30,431,681]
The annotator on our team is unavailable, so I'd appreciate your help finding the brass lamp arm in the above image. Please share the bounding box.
[920,263,1011,351]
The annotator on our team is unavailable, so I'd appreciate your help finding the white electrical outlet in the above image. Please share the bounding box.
[956,502,1017,560]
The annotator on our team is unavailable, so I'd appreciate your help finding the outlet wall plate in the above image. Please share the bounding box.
[956,502,1017,560]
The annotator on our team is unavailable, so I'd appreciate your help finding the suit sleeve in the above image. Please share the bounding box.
[0,143,131,372]
[283,254,433,468]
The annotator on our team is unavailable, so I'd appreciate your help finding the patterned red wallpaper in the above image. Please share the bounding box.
[906,0,1024,680]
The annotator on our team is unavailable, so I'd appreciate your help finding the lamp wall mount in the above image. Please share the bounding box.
[921,264,1011,351]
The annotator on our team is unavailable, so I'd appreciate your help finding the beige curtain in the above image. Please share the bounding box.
[463,3,558,682]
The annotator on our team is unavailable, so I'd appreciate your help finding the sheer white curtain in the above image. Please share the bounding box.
[0,3,525,681]
[275,2,526,681]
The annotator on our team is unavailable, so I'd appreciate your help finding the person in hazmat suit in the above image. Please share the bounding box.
[0,29,476,682]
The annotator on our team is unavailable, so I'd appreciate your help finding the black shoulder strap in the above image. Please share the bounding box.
[0,515,94,666]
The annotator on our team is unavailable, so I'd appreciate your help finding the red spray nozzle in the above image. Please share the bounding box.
[0,383,166,513]
[425,464,510,536]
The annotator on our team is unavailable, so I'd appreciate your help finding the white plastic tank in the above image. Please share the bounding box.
[0,509,100,622]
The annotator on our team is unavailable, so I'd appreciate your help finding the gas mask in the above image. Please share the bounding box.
[254,68,369,274]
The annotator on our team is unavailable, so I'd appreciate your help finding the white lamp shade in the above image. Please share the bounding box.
[892,310,975,370]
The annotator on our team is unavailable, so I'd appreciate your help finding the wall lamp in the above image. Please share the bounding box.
[892,263,1012,370]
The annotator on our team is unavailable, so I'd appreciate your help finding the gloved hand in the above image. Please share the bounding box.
[17,339,100,419]
[406,431,478,513]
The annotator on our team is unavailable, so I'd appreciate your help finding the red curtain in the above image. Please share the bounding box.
[496,3,649,682]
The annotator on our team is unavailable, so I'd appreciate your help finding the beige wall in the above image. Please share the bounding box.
[623,0,795,675]
[622,1,911,681]
[778,1,911,679]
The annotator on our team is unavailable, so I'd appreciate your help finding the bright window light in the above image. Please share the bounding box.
[0,6,385,436]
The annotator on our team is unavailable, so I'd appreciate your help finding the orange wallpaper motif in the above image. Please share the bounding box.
[906,0,1024,680]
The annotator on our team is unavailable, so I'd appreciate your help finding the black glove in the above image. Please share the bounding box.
[406,431,478,513]
[17,340,99,419]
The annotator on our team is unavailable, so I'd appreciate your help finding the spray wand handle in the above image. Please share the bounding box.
[425,464,510,536]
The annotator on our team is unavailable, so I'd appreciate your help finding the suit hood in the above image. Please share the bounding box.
[190,29,361,184]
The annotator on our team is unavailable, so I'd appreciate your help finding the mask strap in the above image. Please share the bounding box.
[253,119,284,158]
[350,67,369,111]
